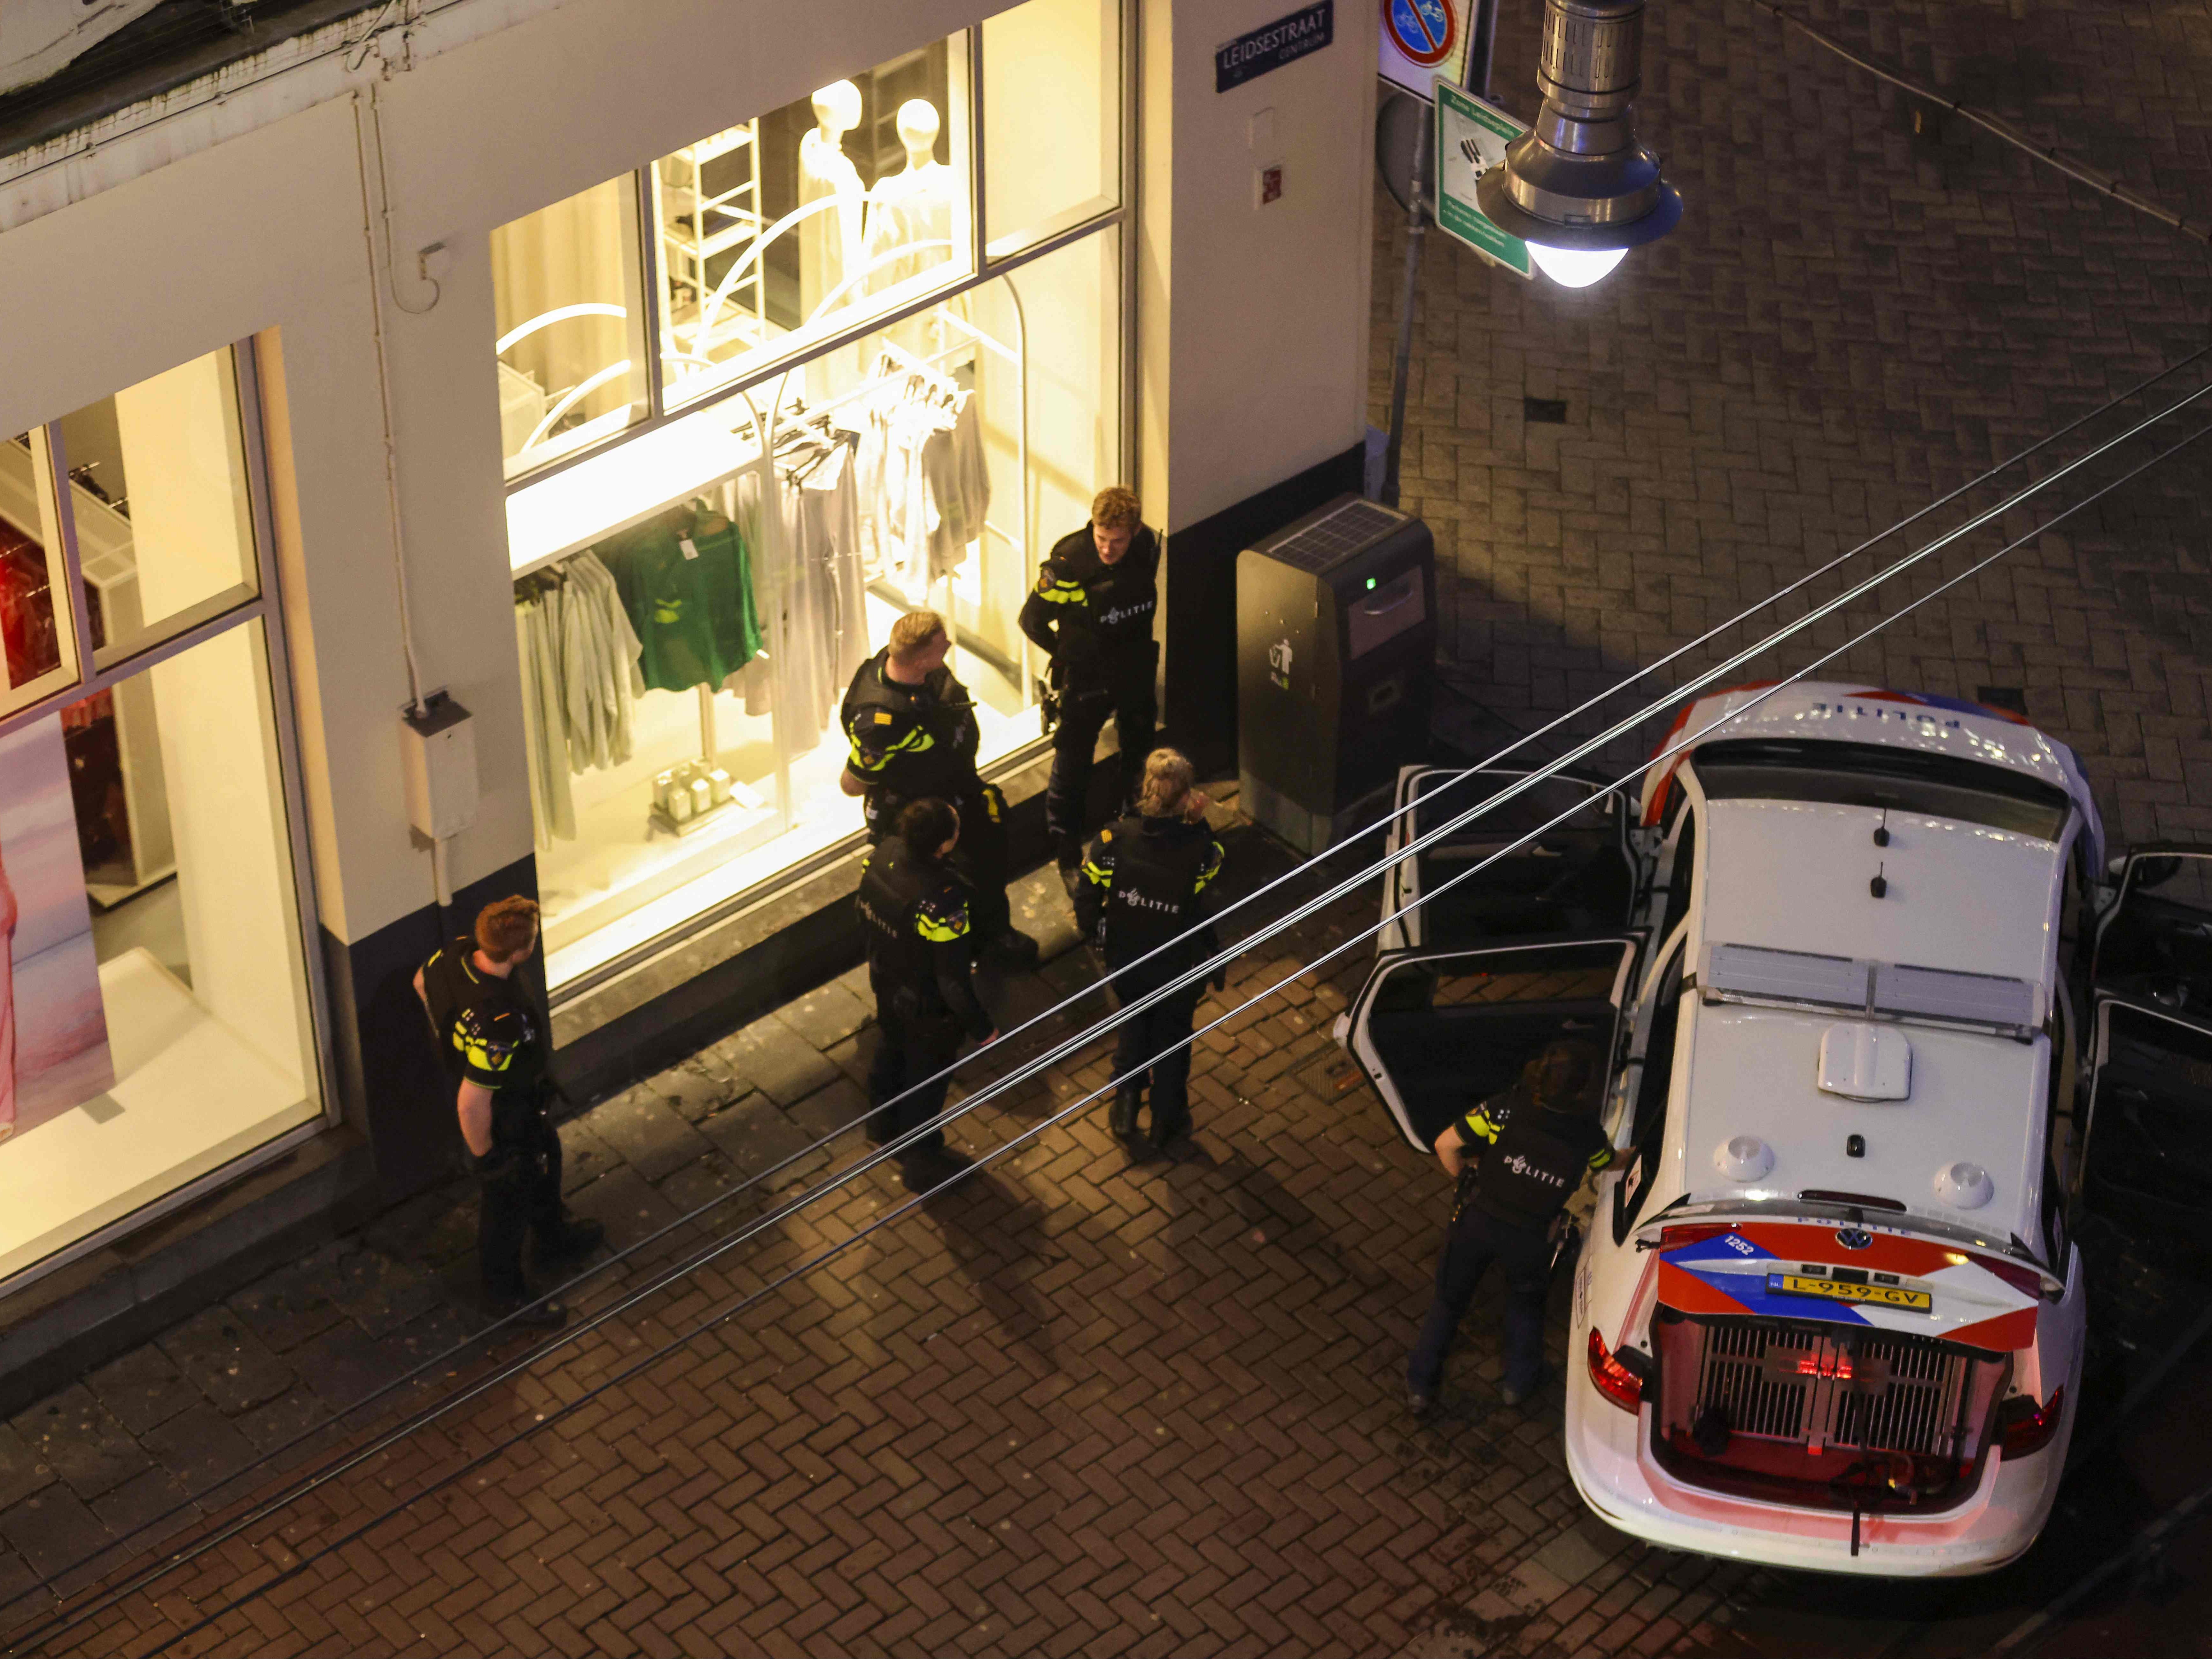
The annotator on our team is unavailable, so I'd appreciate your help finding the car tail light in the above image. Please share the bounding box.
[1588,1328,1644,1414]
[1657,1223,1737,1247]
[1997,1386,2064,1459]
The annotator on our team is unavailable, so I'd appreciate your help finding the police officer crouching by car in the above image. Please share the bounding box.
[1019,487,1160,891]
[1074,748,1224,1149]
[414,897,604,1328]
[1406,1039,1612,1414]
[856,798,1000,1191]
[842,610,1037,967]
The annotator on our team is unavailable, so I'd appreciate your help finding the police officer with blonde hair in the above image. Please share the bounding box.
[1020,486,1161,888]
[1075,748,1224,1148]
[840,609,1037,965]
[415,897,603,1326]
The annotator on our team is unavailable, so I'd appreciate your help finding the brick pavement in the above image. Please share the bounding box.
[2,0,2209,1650]
[1,830,1745,1658]
[1387,0,2212,848]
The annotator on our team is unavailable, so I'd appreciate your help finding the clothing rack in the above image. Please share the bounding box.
[508,296,1025,851]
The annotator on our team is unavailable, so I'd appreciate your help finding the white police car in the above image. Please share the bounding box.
[1339,681,2208,1575]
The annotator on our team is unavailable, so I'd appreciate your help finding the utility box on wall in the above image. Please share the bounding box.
[1236,495,1435,856]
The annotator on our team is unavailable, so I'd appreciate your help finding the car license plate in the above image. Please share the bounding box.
[1769,1273,1932,1311]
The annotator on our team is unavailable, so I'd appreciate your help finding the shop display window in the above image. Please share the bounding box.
[0,432,81,715]
[0,343,322,1288]
[983,0,1121,254]
[652,36,974,408]
[496,0,1129,992]
[55,347,262,670]
[492,175,651,479]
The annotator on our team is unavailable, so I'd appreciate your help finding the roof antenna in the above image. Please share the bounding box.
[1869,863,1888,899]
[1873,810,1890,848]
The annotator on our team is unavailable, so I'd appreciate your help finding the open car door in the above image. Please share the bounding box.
[1380,766,1638,953]
[2083,847,2212,1227]
[1344,933,1644,1152]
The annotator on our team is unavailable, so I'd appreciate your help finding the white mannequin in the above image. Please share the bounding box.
[797,81,865,324]
[866,98,956,297]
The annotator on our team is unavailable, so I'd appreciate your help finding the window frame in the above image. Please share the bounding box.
[0,333,340,1302]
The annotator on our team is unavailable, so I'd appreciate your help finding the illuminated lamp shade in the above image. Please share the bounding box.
[1526,245,1628,288]
[1474,0,1683,288]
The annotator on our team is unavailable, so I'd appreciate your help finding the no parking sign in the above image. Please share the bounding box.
[1378,0,1472,99]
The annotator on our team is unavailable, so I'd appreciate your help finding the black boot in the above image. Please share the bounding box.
[1056,839,1085,903]
[1108,1088,1143,1140]
[537,1214,606,1266]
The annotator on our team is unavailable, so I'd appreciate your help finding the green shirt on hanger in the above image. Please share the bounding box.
[598,505,763,694]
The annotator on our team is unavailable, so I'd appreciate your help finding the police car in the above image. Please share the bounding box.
[1339,681,2212,1575]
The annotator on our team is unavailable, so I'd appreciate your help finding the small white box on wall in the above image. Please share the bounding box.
[399,691,479,842]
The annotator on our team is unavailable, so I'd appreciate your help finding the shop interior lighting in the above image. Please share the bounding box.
[1476,0,1683,287]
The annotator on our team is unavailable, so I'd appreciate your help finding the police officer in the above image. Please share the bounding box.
[1074,748,1225,1148]
[414,897,604,1327]
[1406,1039,1612,1414]
[1019,486,1161,887]
[856,798,999,1190]
[841,609,1038,966]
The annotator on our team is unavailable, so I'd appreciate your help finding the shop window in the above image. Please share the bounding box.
[983,0,1121,255]
[0,618,319,1285]
[525,237,1121,985]
[491,175,651,479]
[650,37,974,409]
[0,432,81,715]
[496,12,1127,991]
[55,347,261,670]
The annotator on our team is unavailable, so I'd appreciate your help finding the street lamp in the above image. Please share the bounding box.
[1475,0,1682,287]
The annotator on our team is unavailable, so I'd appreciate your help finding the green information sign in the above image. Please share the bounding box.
[1433,79,1532,281]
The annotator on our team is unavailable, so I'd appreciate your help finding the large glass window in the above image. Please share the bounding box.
[494,0,1129,992]
[492,175,650,478]
[982,0,1120,254]
[0,432,79,716]
[651,38,975,408]
[0,343,322,1288]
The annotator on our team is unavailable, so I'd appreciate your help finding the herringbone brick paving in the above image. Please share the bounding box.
[25,853,1753,1659]
[2,0,2208,1650]
[1390,0,2212,854]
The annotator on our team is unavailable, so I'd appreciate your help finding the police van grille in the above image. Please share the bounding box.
[1691,1324,1972,1459]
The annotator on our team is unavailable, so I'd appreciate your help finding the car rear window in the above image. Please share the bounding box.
[1690,739,2071,840]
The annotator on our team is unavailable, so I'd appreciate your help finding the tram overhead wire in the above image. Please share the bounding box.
[15,364,2207,1657]
[131,410,2212,1659]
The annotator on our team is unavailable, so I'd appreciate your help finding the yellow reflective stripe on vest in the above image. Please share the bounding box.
[847,721,934,771]
[1034,580,1086,605]
[1463,1107,1501,1144]
[915,911,970,942]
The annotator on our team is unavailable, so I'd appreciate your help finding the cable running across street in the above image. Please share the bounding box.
[18,345,2203,1634]
[1736,0,2212,245]
[132,414,2212,1659]
[11,365,2211,1651]
[19,377,2208,1654]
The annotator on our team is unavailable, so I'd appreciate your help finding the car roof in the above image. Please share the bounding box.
[1638,682,2102,868]
[1669,794,2063,1244]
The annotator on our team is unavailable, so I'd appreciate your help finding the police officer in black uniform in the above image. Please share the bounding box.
[856,798,999,1190]
[1406,1039,1612,1414]
[842,609,1037,966]
[1074,748,1225,1148]
[1018,486,1161,887]
[414,897,604,1327]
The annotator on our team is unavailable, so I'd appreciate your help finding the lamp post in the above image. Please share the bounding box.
[1475,0,1682,280]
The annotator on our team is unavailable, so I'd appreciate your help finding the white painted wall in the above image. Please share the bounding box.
[1139,0,1376,533]
[0,0,1375,958]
